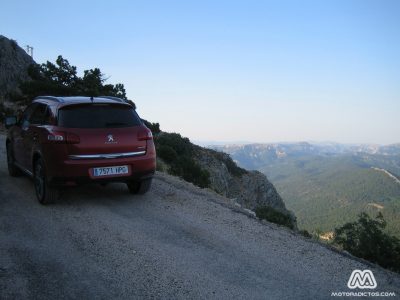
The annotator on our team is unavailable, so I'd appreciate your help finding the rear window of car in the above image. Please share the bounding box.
[58,104,142,128]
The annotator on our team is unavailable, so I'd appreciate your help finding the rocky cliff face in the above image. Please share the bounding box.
[193,146,296,225]
[0,35,34,103]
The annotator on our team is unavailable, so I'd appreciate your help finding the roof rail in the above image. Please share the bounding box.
[34,96,64,103]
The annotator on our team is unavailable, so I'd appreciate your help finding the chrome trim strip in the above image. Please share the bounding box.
[68,151,146,160]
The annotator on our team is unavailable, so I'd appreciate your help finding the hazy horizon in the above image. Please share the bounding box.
[193,139,400,147]
[1,0,399,144]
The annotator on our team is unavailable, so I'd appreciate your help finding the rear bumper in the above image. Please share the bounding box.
[46,154,156,187]
[49,171,154,187]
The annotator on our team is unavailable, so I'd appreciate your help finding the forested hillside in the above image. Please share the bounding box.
[262,155,400,237]
[214,143,400,238]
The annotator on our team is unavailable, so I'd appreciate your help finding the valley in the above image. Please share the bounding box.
[213,142,400,237]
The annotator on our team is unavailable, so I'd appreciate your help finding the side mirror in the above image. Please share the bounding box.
[4,116,17,129]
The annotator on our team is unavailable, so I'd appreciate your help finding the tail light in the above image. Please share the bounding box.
[47,131,80,144]
[138,127,153,141]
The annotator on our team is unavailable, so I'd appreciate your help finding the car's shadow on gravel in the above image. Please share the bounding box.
[53,183,148,207]
[1,161,147,208]
[2,168,148,207]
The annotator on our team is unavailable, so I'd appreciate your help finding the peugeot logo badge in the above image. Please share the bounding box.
[106,134,117,144]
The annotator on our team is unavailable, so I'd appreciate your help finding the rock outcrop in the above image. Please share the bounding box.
[193,146,296,226]
[0,35,34,103]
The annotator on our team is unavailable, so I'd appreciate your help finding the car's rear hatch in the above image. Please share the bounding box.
[56,103,150,158]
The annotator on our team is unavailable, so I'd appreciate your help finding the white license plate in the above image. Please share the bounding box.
[92,165,129,177]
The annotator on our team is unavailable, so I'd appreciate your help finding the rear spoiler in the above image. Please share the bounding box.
[98,96,136,109]
[124,99,136,110]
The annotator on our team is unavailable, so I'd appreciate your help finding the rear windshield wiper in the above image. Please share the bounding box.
[105,122,128,127]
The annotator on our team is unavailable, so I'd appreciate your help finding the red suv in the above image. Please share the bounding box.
[5,96,156,204]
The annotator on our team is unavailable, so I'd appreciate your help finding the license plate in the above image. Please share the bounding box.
[92,165,129,177]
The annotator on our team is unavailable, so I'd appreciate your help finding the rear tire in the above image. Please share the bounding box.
[6,143,22,177]
[127,178,152,195]
[34,158,59,205]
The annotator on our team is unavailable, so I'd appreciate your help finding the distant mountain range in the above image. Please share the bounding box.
[212,142,400,237]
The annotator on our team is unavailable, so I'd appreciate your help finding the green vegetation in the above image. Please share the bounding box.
[217,144,400,238]
[16,55,127,103]
[255,206,294,230]
[299,229,312,238]
[142,119,160,135]
[333,213,400,273]
[260,155,400,238]
[155,132,211,188]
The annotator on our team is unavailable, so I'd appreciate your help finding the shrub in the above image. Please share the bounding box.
[299,229,312,238]
[176,158,210,188]
[142,119,161,135]
[155,132,210,188]
[156,132,193,156]
[333,212,400,273]
[19,56,127,100]
[255,206,294,230]
[156,158,168,172]
[157,145,178,163]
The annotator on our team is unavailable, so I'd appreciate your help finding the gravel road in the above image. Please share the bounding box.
[1,134,399,299]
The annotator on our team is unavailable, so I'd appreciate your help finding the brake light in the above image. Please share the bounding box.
[47,131,80,144]
[138,127,153,141]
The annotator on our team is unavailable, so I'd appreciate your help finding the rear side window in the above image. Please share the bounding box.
[29,103,52,125]
[58,104,142,128]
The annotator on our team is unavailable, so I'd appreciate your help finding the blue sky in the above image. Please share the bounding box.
[1,0,399,144]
